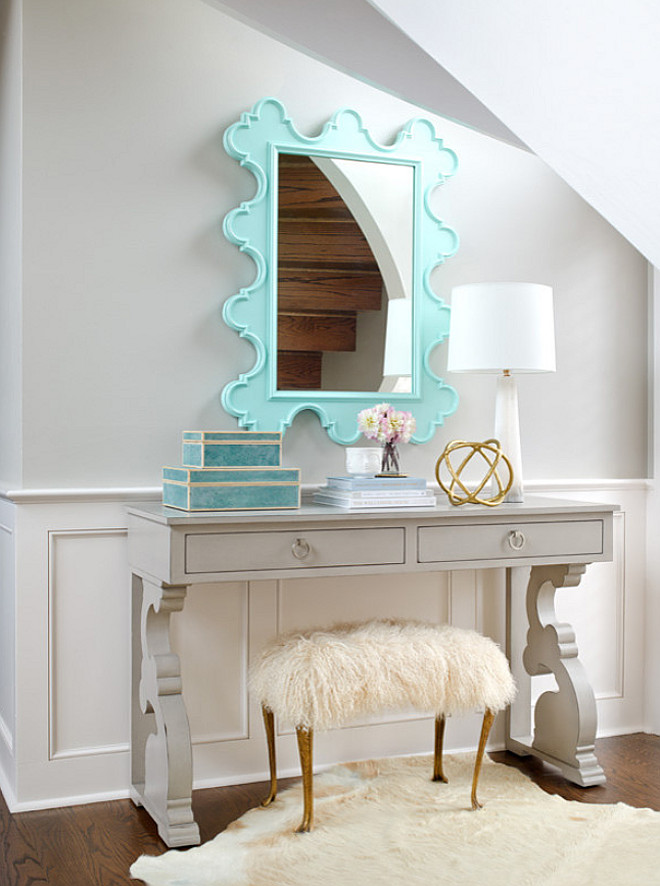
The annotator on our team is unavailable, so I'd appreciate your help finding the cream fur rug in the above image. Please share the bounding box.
[130,754,660,886]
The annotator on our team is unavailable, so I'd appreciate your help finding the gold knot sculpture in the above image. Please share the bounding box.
[435,439,514,507]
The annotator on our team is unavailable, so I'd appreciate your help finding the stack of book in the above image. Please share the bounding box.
[314,475,436,510]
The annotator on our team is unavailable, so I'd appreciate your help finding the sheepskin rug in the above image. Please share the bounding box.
[249,620,516,731]
[130,753,660,886]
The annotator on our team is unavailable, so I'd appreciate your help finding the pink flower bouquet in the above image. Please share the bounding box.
[357,403,416,474]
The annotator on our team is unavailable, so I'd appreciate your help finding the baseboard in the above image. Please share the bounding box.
[8,788,132,813]
[0,758,17,812]
[596,724,648,738]
[190,740,510,793]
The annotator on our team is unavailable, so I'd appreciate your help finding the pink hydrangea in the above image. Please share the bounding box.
[357,403,416,444]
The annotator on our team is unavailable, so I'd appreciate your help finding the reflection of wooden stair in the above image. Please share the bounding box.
[277,154,382,389]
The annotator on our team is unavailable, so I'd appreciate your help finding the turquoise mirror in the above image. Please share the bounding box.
[221,98,459,444]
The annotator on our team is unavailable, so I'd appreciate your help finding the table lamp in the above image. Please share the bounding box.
[447,282,556,502]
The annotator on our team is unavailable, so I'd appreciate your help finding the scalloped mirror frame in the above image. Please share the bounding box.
[221,97,460,444]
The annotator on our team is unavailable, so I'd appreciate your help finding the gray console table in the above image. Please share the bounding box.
[128,496,616,847]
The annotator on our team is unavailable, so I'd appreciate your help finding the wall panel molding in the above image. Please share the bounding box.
[47,528,129,761]
[49,741,129,761]
[595,509,626,701]
[173,581,250,745]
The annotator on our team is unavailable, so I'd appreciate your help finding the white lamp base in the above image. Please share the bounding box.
[494,373,524,503]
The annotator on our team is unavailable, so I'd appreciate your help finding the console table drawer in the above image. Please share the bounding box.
[417,519,604,564]
[185,527,405,574]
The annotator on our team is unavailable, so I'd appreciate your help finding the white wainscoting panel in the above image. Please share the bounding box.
[0,503,15,763]
[447,570,479,631]
[48,529,130,759]
[170,581,249,744]
[532,484,646,735]
[277,571,450,634]
[555,512,625,700]
[0,481,647,809]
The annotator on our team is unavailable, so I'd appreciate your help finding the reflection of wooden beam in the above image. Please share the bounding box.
[278,154,353,218]
[278,312,356,352]
[278,219,379,267]
[277,351,323,390]
[278,268,382,313]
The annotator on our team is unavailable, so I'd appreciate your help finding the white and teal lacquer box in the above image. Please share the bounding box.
[162,466,301,511]
[163,430,301,511]
[182,430,282,468]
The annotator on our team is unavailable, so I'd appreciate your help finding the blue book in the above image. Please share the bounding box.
[327,475,427,491]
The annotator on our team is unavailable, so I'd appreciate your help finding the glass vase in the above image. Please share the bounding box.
[380,441,402,475]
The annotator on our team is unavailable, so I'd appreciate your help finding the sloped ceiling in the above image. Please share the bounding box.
[369,0,659,268]
[207,0,659,268]
[202,0,524,148]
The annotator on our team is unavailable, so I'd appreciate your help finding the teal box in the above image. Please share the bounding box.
[162,466,300,511]
[182,430,282,468]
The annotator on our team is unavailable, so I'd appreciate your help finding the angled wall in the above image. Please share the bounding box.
[370,0,660,269]
[0,0,22,487]
[17,0,648,488]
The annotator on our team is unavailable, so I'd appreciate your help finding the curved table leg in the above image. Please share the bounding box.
[506,563,605,787]
[130,573,200,847]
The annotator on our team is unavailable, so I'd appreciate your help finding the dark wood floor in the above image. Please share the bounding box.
[1,733,659,886]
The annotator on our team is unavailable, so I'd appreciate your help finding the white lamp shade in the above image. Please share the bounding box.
[383,298,412,376]
[447,282,556,373]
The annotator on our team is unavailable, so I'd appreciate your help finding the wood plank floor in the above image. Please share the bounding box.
[1,733,659,885]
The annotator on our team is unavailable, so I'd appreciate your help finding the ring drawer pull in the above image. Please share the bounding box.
[291,538,311,560]
[507,530,526,551]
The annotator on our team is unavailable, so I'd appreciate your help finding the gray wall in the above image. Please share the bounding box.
[14,0,649,489]
[0,0,23,487]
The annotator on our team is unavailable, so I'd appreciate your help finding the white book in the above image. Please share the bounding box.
[317,486,435,505]
[316,486,435,502]
[314,493,436,510]
[325,487,432,499]
[326,475,428,491]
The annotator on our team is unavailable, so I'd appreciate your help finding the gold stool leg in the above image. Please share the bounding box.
[261,706,278,807]
[471,708,496,810]
[432,714,448,783]
[295,726,314,833]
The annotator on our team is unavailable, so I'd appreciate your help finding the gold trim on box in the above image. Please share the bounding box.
[165,503,301,511]
[182,430,282,438]
[184,440,281,446]
[165,480,300,488]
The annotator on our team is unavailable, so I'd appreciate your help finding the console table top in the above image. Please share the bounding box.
[127,495,618,527]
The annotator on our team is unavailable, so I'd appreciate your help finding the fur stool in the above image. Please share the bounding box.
[249,619,516,832]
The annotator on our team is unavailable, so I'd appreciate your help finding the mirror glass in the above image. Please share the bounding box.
[276,153,413,393]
